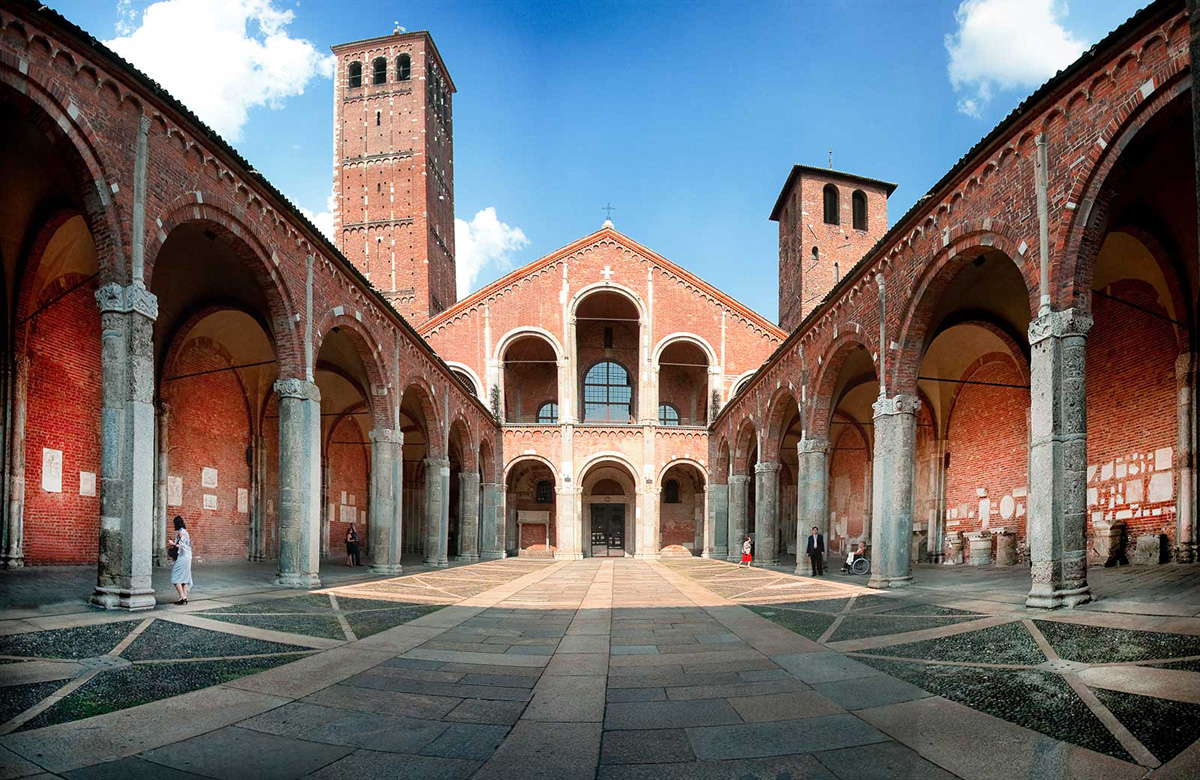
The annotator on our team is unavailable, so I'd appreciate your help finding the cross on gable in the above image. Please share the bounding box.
[601,266,615,280]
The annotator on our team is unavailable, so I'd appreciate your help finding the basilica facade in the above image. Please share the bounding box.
[0,0,1196,613]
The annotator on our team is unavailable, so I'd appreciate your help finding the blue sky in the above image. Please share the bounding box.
[52,0,1145,321]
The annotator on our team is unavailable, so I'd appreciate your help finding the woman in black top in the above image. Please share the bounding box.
[345,523,361,567]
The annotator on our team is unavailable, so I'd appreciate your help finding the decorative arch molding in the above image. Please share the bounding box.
[503,453,559,483]
[891,226,1034,397]
[448,415,478,472]
[729,370,758,399]
[712,437,732,485]
[398,376,445,458]
[651,332,718,368]
[494,326,565,362]
[808,334,877,441]
[1057,68,1191,311]
[576,450,642,488]
[312,314,393,430]
[730,416,759,475]
[657,458,708,487]
[157,302,277,393]
[762,387,801,462]
[478,436,498,483]
[1095,223,1194,354]
[568,280,648,322]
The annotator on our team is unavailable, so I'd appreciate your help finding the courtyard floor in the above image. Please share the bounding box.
[1,558,1199,779]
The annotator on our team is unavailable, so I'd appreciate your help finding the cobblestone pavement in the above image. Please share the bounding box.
[1,558,1198,778]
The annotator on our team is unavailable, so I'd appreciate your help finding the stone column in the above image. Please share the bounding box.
[458,471,481,561]
[250,433,267,562]
[727,474,749,561]
[754,461,781,565]
[555,486,583,559]
[633,487,660,559]
[795,438,829,575]
[1176,353,1196,563]
[424,456,449,567]
[91,282,158,610]
[274,378,322,588]
[3,358,28,568]
[867,393,919,590]
[368,428,402,574]
[479,482,505,559]
[319,459,332,559]
[705,483,729,559]
[153,402,169,567]
[1026,309,1092,608]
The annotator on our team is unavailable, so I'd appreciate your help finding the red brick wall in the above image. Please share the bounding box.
[508,462,556,553]
[828,425,868,556]
[326,415,369,558]
[166,340,252,560]
[23,276,101,565]
[659,473,702,549]
[1086,280,1178,547]
[944,358,1029,538]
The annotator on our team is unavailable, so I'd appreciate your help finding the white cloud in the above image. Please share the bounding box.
[946,0,1088,118]
[105,0,335,141]
[297,189,336,242]
[455,208,529,298]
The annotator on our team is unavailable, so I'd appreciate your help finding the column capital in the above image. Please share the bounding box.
[728,474,751,484]
[873,393,920,418]
[754,460,782,474]
[798,437,829,454]
[1028,308,1092,346]
[95,281,158,320]
[1176,351,1197,376]
[424,456,450,468]
[273,378,320,401]
[460,470,481,483]
[369,427,403,444]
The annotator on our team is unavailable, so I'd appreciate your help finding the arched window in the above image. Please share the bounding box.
[583,361,632,422]
[372,57,387,85]
[536,479,553,504]
[852,190,868,230]
[396,53,411,81]
[536,402,559,424]
[822,184,839,225]
[658,403,680,426]
[347,61,362,88]
[664,479,680,504]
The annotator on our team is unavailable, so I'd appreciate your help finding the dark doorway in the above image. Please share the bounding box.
[590,504,626,557]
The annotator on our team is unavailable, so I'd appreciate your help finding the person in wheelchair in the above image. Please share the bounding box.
[842,540,866,573]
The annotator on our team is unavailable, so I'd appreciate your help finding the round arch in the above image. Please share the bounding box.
[569,281,648,321]
[494,326,565,363]
[503,453,560,483]
[446,361,485,401]
[313,316,394,430]
[652,332,718,368]
[809,335,877,440]
[730,370,757,398]
[577,451,642,485]
[657,457,708,486]
[399,377,444,458]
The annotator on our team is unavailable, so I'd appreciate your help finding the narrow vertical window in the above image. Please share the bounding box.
[536,480,553,504]
[375,110,381,127]
[603,327,613,349]
[822,184,839,225]
[347,61,362,88]
[372,57,387,85]
[664,479,680,504]
[852,190,868,230]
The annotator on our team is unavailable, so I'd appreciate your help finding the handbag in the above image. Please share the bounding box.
[168,545,179,561]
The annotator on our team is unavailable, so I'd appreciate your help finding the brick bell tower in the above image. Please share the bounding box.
[331,26,456,323]
[771,165,896,332]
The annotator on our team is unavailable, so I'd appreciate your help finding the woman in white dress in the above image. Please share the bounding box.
[168,515,193,604]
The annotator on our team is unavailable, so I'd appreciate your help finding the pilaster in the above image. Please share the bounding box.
[706,483,729,559]
[458,471,481,561]
[424,456,449,567]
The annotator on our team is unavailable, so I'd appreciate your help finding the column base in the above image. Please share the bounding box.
[91,586,156,611]
[632,551,660,560]
[456,554,480,563]
[436,555,449,567]
[702,548,728,560]
[274,573,321,589]
[1026,584,1092,609]
[1176,543,1196,564]
[759,557,780,567]
[554,550,584,560]
[368,564,403,575]
[867,574,913,590]
[3,555,24,569]
[424,557,448,568]
[480,551,507,560]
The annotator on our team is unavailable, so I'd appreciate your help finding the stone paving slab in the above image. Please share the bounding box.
[141,725,353,780]
[604,698,743,730]
[301,682,462,719]
[522,674,606,722]
[810,675,932,711]
[601,728,696,764]
[472,721,601,780]
[299,748,481,780]
[727,690,844,722]
[240,701,451,753]
[773,651,888,684]
[62,756,213,779]
[222,646,394,698]
[598,752,837,779]
[685,712,890,760]
[812,741,962,780]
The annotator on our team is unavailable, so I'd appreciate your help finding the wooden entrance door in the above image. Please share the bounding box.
[590,504,626,557]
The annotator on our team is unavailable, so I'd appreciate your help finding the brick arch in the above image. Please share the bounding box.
[160,326,256,437]
[0,67,124,283]
[478,436,497,483]
[146,195,303,377]
[448,416,477,472]
[831,409,873,458]
[503,453,558,484]
[158,303,277,391]
[731,416,758,475]
[808,333,878,441]
[892,227,1034,397]
[312,314,393,431]
[658,458,707,487]
[399,377,444,458]
[762,387,800,462]
[712,437,731,485]
[1056,69,1190,313]
[944,351,1028,438]
[1100,223,1193,354]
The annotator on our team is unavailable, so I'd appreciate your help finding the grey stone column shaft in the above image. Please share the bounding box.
[795,439,829,575]
[153,403,169,567]
[250,433,267,562]
[727,475,749,561]
[754,461,781,565]
[707,483,729,559]
[92,283,158,610]
[424,456,449,567]
[274,378,322,588]
[458,471,481,561]
[3,357,27,568]
[1026,310,1092,608]
[1177,353,1197,563]
[556,486,584,559]
[479,482,505,559]
[867,394,919,590]
[368,428,402,574]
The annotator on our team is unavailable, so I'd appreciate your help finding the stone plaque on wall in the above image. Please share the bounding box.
[202,467,218,488]
[79,471,96,497]
[42,448,62,493]
[203,493,217,510]
[168,476,183,506]
[237,488,248,514]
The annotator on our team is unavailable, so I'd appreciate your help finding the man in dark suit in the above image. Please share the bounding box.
[806,525,825,576]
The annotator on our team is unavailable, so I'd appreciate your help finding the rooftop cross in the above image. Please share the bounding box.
[601,202,617,225]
